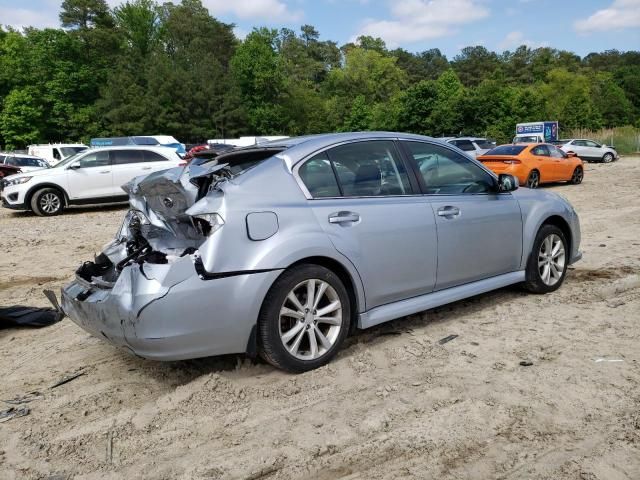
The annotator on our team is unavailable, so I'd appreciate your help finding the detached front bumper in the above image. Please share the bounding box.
[62,256,282,361]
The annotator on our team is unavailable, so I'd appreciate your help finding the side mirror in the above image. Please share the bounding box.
[67,163,81,170]
[566,152,576,157]
[498,173,518,192]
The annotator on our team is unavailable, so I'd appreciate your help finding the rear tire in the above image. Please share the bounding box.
[258,264,350,373]
[523,224,568,294]
[570,166,583,184]
[526,170,540,189]
[30,188,64,216]
[602,152,614,163]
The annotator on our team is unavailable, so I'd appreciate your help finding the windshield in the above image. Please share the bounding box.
[8,157,49,168]
[60,146,87,157]
[486,145,527,155]
[514,136,540,144]
[53,151,85,168]
[474,140,495,150]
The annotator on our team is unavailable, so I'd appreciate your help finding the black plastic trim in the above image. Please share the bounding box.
[194,257,280,280]
[68,195,128,206]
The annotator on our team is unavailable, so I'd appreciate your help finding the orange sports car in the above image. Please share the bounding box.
[477,143,584,188]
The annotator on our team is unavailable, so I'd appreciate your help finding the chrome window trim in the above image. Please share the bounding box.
[292,137,413,200]
[292,136,504,200]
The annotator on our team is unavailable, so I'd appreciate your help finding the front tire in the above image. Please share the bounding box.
[524,224,568,293]
[602,152,614,163]
[526,170,540,189]
[258,264,350,373]
[30,188,64,216]
[570,166,583,184]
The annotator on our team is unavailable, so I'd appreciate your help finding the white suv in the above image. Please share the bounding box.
[557,139,619,163]
[1,146,184,216]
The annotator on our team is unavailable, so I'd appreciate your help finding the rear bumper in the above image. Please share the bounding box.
[62,257,282,361]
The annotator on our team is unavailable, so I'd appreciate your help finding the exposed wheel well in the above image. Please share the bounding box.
[26,184,69,208]
[541,215,572,255]
[288,256,360,332]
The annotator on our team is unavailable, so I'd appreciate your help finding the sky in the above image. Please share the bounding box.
[0,0,638,58]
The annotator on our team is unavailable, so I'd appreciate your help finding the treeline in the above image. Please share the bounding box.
[1,0,639,149]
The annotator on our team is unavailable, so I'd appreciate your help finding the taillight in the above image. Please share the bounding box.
[503,160,521,164]
[179,162,187,166]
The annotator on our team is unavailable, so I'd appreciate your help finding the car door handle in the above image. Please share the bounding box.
[99,170,110,174]
[328,211,360,224]
[437,206,461,217]
[141,166,152,170]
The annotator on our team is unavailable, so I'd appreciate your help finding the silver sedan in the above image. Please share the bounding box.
[62,132,582,372]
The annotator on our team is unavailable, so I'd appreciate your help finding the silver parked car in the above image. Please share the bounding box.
[446,137,496,158]
[556,139,619,163]
[61,132,582,372]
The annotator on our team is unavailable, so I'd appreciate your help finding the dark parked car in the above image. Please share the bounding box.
[0,164,21,179]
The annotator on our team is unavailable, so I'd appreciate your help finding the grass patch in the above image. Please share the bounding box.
[567,126,640,155]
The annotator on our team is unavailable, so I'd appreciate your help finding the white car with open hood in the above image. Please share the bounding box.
[1,146,184,216]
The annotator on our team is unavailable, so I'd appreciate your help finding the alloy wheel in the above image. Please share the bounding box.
[538,233,566,286]
[572,167,583,184]
[40,193,61,214]
[527,171,539,189]
[278,279,342,360]
[603,153,613,163]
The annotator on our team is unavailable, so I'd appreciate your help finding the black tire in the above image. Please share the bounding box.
[526,170,540,189]
[602,152,614,163]
[258,264,350,373]
[523,224,569,294]
[30,188,64,216]
[570,166,583,184]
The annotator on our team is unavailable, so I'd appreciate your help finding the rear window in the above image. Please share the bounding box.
[214,147,286,175]
[485,145,526,156]
[474,140,495,150]
[59,146,87,157]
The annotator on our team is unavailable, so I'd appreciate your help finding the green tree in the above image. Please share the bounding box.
[60,0,113,29]
[540,68,601,129]
[591,73,634,127]
[114,0,160,57]
[0,87,44,148]
[452,46,501,87]
[231,28,286,133]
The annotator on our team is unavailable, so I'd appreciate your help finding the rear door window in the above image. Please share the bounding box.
[326,141,412,196]
[112,150,144,165]
[143,150,169,162]
[298,152,341,198]
[452,140,475,152]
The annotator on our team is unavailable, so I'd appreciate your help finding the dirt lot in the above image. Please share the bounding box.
[1,158,639,480]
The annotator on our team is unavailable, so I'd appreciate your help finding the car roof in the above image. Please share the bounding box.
[83,145,179,153]
[31,143,86,147]
[4,153,44,158]
[447,137,488,141]
[256,131,441,168]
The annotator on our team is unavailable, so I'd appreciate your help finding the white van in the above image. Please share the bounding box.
[28,144,88,166]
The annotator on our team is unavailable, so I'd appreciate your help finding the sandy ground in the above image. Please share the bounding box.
[1,158,639,480]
